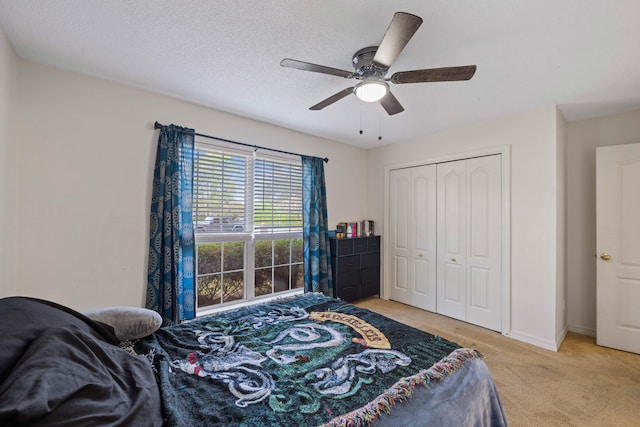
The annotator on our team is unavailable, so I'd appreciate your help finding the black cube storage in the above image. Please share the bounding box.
[329,236,380,302]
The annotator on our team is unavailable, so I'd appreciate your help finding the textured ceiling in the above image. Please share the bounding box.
[1,0,639,148]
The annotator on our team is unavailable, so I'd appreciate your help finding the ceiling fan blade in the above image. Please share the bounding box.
[281,58,354,79]
[380,91,404,115]
[373,12,423,69]
[391,65,477,84]
[309,87,355,110]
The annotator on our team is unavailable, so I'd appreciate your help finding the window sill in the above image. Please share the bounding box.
[196,289,304,318]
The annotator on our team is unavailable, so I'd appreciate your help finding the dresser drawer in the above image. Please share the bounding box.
[367,236,381,252]
[333,269,360,288]
[330,238,353,256]
[332,254,360,273]
[360,281,380,298]
[362,266,380,283]
[336,285,359,302]
[353,238,368,254]
[361,252,380,269]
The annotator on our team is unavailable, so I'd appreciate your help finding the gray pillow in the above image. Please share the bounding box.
[83,307,162,341]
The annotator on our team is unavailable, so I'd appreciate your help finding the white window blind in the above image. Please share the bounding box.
[193,144,248,233]
[193,142,302,234]
[254,156,302,234]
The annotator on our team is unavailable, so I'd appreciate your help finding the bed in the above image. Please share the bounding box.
[0,294,507,426]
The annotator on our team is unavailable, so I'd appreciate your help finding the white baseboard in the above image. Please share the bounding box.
[568,323,596,337]
[508,330,561,352]
[556,325,569,350]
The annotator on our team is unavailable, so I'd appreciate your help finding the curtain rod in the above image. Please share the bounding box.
[154,121,328,163]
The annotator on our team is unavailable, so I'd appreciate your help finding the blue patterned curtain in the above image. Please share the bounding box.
[302,156,333,295]
[146,124,195,325]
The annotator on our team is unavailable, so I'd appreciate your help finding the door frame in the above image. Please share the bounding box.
[382,144,512,336]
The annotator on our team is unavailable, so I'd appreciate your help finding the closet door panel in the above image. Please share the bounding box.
[389,169,412,305]
[412,165,437,311]
[437,160,467,321]
[414,258,430,295]
[470,168,490,257]
[388,165,437,311]
[444,262,463,300]
[444,172,463,256]
[394,256,408,290]
[469,266,490,308]
[466,155,502,331]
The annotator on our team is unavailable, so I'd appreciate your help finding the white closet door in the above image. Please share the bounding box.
[437,160,467,321]
[412,165,437,311]
[436,155,502,330]
[466,155,502,331]
[388,165,437,310]
[388,155,502,331]
[389,168,412,305]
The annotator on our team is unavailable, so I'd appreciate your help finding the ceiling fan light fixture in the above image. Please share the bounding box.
[354,80,389,103]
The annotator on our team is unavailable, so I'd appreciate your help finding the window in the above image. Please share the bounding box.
[193,140,303,311]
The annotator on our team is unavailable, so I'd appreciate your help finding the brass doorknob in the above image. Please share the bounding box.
[601,253,611,261]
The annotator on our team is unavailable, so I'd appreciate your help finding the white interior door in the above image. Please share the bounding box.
[388,165,437,310]
[465,156,502,331]
[596,143,640,354]
[436,160,467,321]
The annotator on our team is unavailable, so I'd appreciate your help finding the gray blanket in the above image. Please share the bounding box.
[374,357,507,426]
[0,297,163,426]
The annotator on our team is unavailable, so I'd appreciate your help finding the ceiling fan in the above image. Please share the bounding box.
[280,12,476,115]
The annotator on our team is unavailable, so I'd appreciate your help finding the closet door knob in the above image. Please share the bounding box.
[600,253,611,261]
[451,258,457,262]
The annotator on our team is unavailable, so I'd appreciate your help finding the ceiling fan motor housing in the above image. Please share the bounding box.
[352,46,388,78]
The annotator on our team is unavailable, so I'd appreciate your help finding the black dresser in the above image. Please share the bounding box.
[329,236,381,302]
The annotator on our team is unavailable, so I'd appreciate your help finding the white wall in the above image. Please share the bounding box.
[0,25,17,297]
[367,105,566,350]
[12,60,368,311]
[566,108,640,336]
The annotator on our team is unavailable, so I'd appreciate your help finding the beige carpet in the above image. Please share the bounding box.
[355,297,640,427]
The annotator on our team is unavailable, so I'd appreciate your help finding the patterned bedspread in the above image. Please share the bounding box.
[134,293,500,427]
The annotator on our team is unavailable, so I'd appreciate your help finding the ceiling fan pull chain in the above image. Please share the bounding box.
[359,109,363,135]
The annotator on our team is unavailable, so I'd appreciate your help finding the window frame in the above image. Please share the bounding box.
[193,139,303,312]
